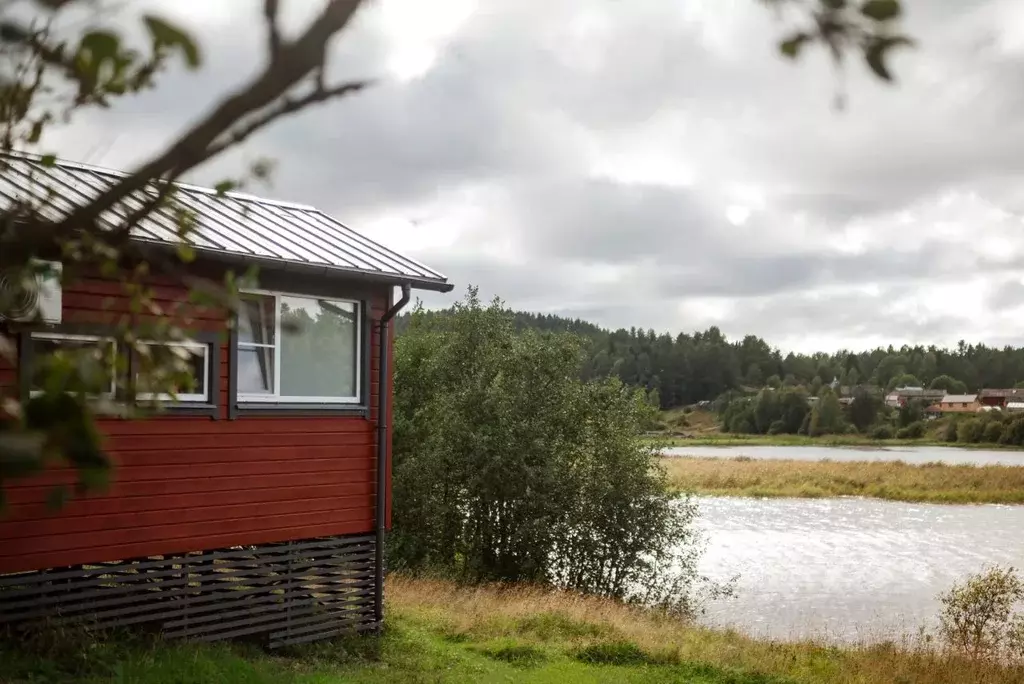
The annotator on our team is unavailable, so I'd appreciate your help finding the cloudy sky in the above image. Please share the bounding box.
[42,0,1024,353]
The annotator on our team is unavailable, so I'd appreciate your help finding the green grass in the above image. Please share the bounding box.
[3,576,1022,684]
[662,456,1024,504]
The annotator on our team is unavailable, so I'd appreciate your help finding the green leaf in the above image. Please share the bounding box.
[780,33,812,59]
[176,242,196,263]
[861,0,901,22]
[820,0,847,9]
[142,15,201,68]
[864,35,914,82]
[214,180,237,196]
[40,153,57,167]
[80,30,121,63]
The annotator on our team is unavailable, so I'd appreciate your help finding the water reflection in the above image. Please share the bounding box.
[695,496,1024,641]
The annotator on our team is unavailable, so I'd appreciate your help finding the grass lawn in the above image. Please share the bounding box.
[2,576,1021,683]
[662,456,1024,504]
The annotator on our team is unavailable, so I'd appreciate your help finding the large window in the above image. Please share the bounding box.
[237,291,361,404]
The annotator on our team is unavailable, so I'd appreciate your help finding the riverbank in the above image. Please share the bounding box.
[663,456,1024,503]
[647,432,1024,450]
[2,575,1019,684]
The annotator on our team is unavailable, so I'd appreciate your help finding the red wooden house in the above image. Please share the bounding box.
[0,155,451,646]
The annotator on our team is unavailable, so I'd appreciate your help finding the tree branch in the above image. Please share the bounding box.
[53,0,367,236]
[264,0,281,58]
[202,78,370,164]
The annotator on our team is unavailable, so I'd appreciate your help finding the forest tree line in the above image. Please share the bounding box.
[396,307,1024,409]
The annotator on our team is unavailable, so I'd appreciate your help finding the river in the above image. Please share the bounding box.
[664,443,1024,466]
[695,496,1024,642]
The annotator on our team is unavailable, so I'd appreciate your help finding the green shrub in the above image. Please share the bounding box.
[767,420,785,435]
[870,424,894,439]
[942,419,960,443]
[939,565,1024,662]
[957,419,984,444]
[1000,418,1024,446]
[896,421,925,439]
[392,290,707,615]
[983,421,1005,445]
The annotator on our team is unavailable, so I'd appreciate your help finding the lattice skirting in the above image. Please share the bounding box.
[0,534,378,648]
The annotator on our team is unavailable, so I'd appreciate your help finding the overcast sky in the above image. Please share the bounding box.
[43,0,1024,353]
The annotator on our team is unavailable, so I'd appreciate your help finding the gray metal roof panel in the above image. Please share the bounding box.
[0,153,451,291]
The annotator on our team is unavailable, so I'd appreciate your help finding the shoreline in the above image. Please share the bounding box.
[645,433,1024,451]
[662,455,1024,504]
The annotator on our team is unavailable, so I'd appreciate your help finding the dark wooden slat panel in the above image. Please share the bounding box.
[0,534,377,647]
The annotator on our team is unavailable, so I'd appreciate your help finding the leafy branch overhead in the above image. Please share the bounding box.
[770,0,913,84]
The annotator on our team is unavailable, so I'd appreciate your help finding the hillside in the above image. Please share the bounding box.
[395,308,1024,409]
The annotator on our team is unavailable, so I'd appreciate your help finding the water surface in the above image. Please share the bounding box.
[695,496,1024,641]
[665,444,1024,466]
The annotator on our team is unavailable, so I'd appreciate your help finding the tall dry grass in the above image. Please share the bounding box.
[387,574,1023,684]
[661,456,1024,504]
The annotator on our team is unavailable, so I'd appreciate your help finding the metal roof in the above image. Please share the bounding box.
[941,394,977,403]
[0,153,452,292]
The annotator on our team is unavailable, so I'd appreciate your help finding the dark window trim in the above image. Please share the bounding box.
[228,296,372,420]
[17,323,221,420]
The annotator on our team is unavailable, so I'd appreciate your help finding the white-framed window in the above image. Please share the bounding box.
[132,340,210,403]
[27,332,117,398]
[236,290,361,404]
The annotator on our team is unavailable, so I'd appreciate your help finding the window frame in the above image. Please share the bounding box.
[133,339,211,404]
[26,331,118,399]
[235,288,363,406]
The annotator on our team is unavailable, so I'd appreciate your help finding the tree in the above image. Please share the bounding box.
[887,373,923,392]
[391,290,707,612]
[0,0,372,502]
[848,388,881,433]
[931,374,968,394]
[809,391,844,436]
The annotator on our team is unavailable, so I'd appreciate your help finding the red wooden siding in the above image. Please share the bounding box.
[0,269,392,575]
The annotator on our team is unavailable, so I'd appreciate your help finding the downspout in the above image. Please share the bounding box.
[375,283,411,629]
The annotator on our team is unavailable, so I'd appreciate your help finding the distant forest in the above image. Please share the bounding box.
[394,309,1024,410]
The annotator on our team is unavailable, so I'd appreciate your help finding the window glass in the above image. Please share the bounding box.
[235,292,360,403]
[29,334,116,396]
[279,297,357,399]
[237,294,276,394]
[133,341,208,401]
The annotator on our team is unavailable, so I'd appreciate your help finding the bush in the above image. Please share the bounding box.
[1000,417,1024,446]
[939,566,1024,662]
[870,424,894,439]
[392,290,707,615]
[957,419,984,444]
[767,420,785,436]
[942,419,960,443]
[896,421,925,439]
[983,421,1005,445]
